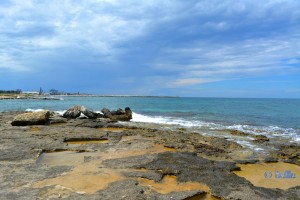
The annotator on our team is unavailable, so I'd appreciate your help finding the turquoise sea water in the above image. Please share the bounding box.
[1,97,299,143]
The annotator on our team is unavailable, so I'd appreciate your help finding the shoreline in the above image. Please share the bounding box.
[0,94,179,100]
[0,110,299,199]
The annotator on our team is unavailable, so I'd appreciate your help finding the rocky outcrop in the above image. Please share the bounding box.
[253,135,269,142]
[63,105,82,119]
[81,107,98,119]
[1,111,300,199]
[101,107,132,121]
[11,110,50,126]
[270,144,300,162]
[229,130,250,136]
[62,106,132,121]
[63,105,98,119]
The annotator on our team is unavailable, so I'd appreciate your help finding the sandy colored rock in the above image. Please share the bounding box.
[11,110,50,126]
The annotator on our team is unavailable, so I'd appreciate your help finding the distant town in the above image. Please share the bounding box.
[0,88,83,96]
[0,89,179,99]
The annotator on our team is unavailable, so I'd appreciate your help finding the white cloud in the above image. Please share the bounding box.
[0,53,28,71]
[0,0,300,96]
[153,32,300,87]
[0,0,186,71]
[170,78,221,87]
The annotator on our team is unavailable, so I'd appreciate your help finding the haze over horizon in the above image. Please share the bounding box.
[1,0,300,98]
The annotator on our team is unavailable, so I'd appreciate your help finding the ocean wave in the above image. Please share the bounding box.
[131,112,300,143]
[131,112,217,128]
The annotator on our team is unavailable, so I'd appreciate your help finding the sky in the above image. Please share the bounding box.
[0,0,300,98]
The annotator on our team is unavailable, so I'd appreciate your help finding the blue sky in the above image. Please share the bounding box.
[0,0,300,98]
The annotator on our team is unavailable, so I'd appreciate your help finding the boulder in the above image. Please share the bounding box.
[11,110,50,126]
[81,107,98,119]
[63,105,98,119]
[97,113,105,118]
[63,105,82,119]
[101,107,132,121]
[101,108,112,118]
[125,107,132,116]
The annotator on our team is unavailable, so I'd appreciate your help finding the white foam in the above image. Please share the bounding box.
[55,110,66,116]
[25,109,46,112]
[79,113,87,118]
[131,112,216,128]
[131,112,300,143]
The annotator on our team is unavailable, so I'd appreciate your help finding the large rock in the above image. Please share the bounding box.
[101,108,111,117]
[11,110,50,126]
[63,105,98,119]
[63,105,82,119]
[81,107,98,119]
[101,107,132,121]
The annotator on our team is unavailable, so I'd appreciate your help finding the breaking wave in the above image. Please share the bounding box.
[132,112,300,143]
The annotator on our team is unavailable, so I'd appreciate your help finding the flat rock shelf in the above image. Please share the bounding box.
[0,111,299,200]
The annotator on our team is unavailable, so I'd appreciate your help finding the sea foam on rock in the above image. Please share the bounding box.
[62,105,132,121]
[63,105,98,119]
[11,110,50,126]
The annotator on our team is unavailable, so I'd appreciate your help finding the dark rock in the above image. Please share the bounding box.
[97,113,105,118]
[123,171,163,182]
[48,117,67,124]
[253,135,269,142]
[101,108,112,118]
[81,107,98,119]
[229,130,250,136]
[63,105,98,119]
[209,137,243,151]
[194,143,226,156]
[137,152,292,199]
[63,105,82,119]
[125,107,132,115]
[284,159,300,166]
[264,157,278,163]
[101,107,132,121]
[116,108,125,115]
[235,159,259,164]
[270,144,300,163]
[11,110,50,126]
[76,120,111,128]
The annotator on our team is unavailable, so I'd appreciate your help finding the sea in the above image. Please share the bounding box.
[1,97,299,147]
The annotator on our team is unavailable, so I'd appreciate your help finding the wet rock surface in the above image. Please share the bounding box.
[0,111,299,200]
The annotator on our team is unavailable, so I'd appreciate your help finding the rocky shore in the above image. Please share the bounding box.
[0,107,299,199]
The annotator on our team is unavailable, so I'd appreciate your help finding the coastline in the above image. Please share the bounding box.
[0,110,299,199]
[0,94,179,100]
